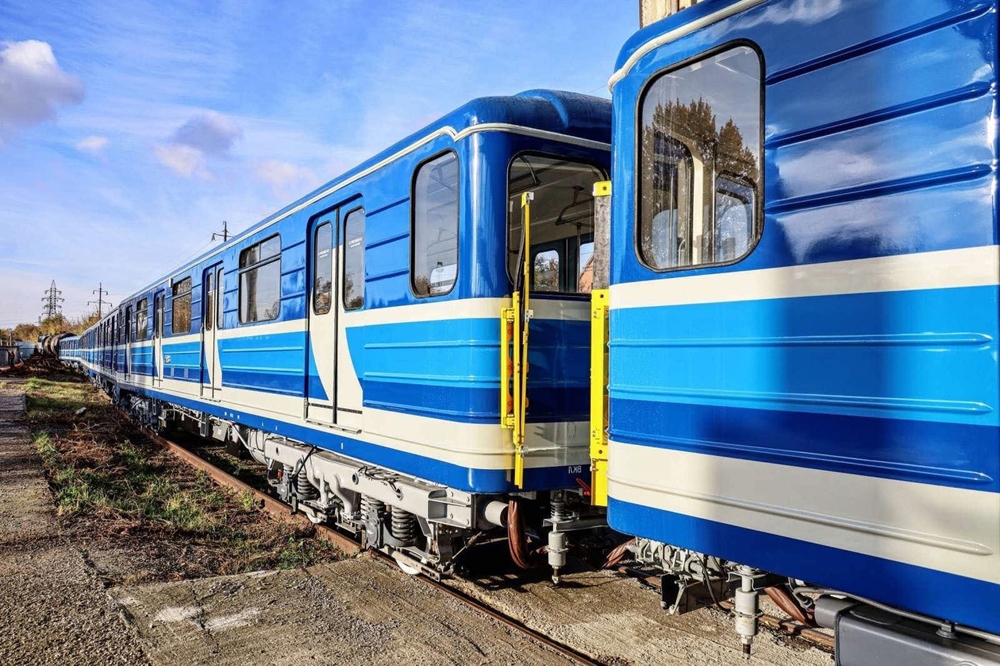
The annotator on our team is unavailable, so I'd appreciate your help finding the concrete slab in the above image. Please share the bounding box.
[0,384,149,666]
[112,557,573,666]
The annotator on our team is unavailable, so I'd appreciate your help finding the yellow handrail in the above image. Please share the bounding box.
[590,181,611,506]
[501,192,533,488]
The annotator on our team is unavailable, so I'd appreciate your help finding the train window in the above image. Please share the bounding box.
[313,222,332,315]
[412,152,458,297]
[154,294,164,338]
[579,240,594,293]
[638,44,761,271]
[507,154,606,294]
[343,208,365,310]
[239,235,281,323]
[135,299,148,341]
[216,268,224,329]
[204,272,214,331]
[533,249,560,292]
[172,277,192,334]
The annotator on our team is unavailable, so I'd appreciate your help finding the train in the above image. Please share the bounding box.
[57,1,1000,663]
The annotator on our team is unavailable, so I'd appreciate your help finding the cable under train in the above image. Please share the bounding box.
[58,1,1000,663]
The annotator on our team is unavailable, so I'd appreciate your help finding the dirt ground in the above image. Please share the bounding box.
[2,366,834,665]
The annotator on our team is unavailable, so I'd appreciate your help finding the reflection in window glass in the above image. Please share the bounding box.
[639,45,761,270]
[715,176,755,262]
[204,272,214,331]
[533,249,560,292]
[135,299,148,341]
[313,222,332,315]
[412,153,459,296]
[172,278,192,335]
[507,155,605,293]
[216,269,224,329]
[239,235,281,323]
[343,209,365,310]
[155,294,164,338]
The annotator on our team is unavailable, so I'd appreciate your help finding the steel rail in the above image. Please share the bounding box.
[136,420,599,665]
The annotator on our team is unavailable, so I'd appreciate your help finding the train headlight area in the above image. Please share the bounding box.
[44,1,1000,662]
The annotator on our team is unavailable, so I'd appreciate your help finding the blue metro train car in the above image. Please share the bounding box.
[603,0,1000,658]
[65,90,611,569]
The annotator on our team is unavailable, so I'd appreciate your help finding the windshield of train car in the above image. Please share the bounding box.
[638,45,761,271]
[507,155,605,294]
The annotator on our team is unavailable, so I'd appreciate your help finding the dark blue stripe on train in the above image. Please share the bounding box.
[608,498,1000,636]
[218,331,307,396]
[609,398,999,492]
[350,315,589,424]
[102,377,582,494]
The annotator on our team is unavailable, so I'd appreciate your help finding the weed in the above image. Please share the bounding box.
[26,369,341,581]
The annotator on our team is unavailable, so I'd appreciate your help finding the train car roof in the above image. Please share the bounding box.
[610,0,755,90]
[91,89,611,331]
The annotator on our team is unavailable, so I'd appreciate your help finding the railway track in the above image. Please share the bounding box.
[139,424,600,666]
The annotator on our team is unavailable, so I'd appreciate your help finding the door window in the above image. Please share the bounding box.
[313,222,333,315]
[343,208,365,310]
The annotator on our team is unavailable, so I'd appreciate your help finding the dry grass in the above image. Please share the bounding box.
[25,365,343,582]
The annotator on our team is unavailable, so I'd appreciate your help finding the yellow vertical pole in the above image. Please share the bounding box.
[590,181,611,506]
[514,191,533,488]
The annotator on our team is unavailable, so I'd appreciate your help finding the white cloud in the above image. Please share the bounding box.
[171,111,242,156]
[739,0,842,27]
[75,134,107,156]
[255,159,319,197]
[154,144,209,179]
[155,111,242,178]
[0,40,84,144]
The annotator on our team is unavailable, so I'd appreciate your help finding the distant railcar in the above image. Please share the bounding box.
[67,90,611,574]
[601,0,1000,660]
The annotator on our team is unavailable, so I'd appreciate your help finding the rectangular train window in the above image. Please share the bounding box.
[412,152,458,297]
[172,277,192,334]
[239,235,281,323]
[313,222,332,315]
[507,154,606,294]
[343,208,365,310]
[638,44,761,270]
[204,272,215,331]
[135,299,148,341]
[154,294,164,338]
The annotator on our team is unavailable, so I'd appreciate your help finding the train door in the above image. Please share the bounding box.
[305,204,365,429]
[336,207,365,430]
[201,265,223,399]
[502,154,606,486]
[152,291,164,388]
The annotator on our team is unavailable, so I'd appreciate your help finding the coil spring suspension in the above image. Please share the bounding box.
[360,496,385,523]
[296,464,318,500]
[550,493,569,521]
[390,506,418,544]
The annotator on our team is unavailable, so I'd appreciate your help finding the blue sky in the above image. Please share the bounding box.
[0,1,637,328]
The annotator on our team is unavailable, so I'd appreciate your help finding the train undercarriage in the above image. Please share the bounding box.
[113,385,603,582]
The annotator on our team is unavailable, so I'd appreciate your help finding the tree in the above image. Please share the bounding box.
[639,96,759,266]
